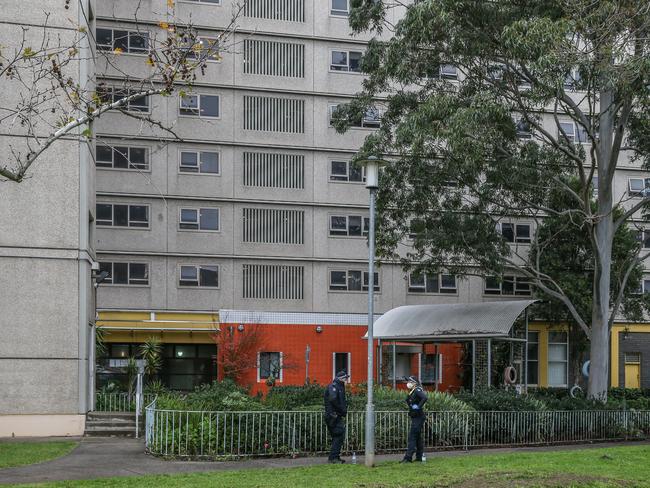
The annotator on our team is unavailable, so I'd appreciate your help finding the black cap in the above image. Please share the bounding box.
[336,370,350,380]
[405,376,419,384]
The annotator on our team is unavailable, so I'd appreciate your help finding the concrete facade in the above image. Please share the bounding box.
[0,0,95,436]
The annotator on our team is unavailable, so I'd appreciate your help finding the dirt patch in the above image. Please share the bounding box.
[447,472,632,488]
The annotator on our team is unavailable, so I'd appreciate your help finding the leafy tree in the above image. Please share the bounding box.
[335,0,650,399]
[139,337,162,381]
[531,181,648,387]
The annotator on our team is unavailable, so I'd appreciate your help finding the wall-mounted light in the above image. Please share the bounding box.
[238,324,245,332]
[623,328,630,340]
[316,326,323,333]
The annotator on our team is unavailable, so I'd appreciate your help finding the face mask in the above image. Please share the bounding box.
[407,382,415,390]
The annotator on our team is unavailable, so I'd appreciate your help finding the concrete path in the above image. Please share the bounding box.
[0,437,648,485]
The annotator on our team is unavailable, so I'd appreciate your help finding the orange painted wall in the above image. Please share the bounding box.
[218,323,465,395]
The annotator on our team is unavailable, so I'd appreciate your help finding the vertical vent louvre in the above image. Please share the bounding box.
[243,208,305,244]
[243,152,305,189]
[243,39,305,78]
[243,96,305,133]
[243,0,305,22]
[242,264,305,299]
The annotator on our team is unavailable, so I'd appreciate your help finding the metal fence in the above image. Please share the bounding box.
[144,406,650,458]
[95,392,156,412]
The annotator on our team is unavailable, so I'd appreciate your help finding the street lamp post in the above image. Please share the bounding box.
[361,155,383,467]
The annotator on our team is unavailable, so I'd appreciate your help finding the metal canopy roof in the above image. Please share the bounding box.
[369,300,536,341]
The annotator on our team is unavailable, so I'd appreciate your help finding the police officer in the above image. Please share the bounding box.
[401,376,428,463]
[324,370,349,463]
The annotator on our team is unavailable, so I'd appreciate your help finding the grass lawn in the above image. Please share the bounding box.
[0,441,77,469]
[9,444,650,488]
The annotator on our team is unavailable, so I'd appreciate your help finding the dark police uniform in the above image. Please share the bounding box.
[324,375,348,462]
[403,383,428,462]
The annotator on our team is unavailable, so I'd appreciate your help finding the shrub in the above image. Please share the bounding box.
[456,388,548,411]
[186,379,264,411]
[265,384,326,410]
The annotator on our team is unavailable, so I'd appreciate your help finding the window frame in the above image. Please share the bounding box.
[96,86,151,114]
[96,144,150,172]
[484,275,532,296]
[328,102,383,129]
[558,120,589,144]
[330,0,350,17]
[95,27,150,54]
[257,351,283,382]
[328,269,380,293]
[329,214,370,237]
[96,203,151,229]
[178,93,221,119]
[547,331,569,388]
[178,264,220,288]
[178,148,221,176]
[178,207,221,232]
[407,272,457,295]
[329,159,366,183]
[98,261,150,287]
[628,177,650,197]
[526,331,540,387]
[182,36,222,62]
[179,0,222,4]
[497,222,532,244]
[329,49,363,73]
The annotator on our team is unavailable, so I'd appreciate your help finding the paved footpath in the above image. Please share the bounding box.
[0,437,648,485]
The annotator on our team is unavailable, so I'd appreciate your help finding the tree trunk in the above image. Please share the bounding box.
[588,87,616,401]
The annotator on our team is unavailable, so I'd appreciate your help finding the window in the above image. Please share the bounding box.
[420,353,442,384]
[548,331,568,387]
[424,64,458,80]
[98,262,149,285]
[515,118,532,139]
[182,0,221,3]
[387,353,412,381]
[179,265,219,287]
[244,0,305,22]
[96,203,149,228]
[330,50,362,73]
[244,39,305,77]
[243,208,304,244]
[527,331,539,385]
[331,0,349,16]
[628,177,650,196]
[329,215,369,237]
[258,352,282,381]
[179,94,220,118]
[96,28,149,53]
[96,86,150,113]
[330,160,365,183]
[498,222,531,243]
[329,103,383,129]
[408,273,457,294]
[558,121,588,144]
[161,344,217,391]
[244,95,305,133]
[329,269,379,292]
[242,264,304,299]
[333,352,351,382]
[96,145,148,170]
[179,208,220,231]
[642,230,650,249]
[632,276,650,295]
[484,276,531,296]
[179,150,220,174]
[183,36,221,62]
[243,152,305,189]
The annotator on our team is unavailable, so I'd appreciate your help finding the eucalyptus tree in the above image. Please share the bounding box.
[333,0,650,399]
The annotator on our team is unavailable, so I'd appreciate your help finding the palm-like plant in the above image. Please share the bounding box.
[139,337,162,381]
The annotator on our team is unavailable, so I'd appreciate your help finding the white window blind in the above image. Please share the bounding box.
[244,0,305,22]
[243,208,304,244]
[242,264,304,299]
[244,39,305,78]
[244,95,305,133]
[243,152,305,189]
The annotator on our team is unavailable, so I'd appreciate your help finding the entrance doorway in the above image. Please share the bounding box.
[624,353,641,389]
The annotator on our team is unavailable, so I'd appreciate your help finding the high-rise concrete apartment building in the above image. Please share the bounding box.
[93,0,469,392]
[0,0,95,436]
[93,0,650,394]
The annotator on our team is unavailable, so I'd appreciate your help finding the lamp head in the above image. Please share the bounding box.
[357,155,387,189]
